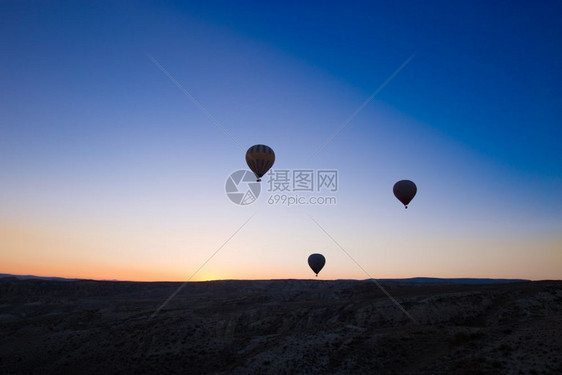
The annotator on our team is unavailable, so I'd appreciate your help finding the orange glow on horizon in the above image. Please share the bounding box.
[2,220,561,282]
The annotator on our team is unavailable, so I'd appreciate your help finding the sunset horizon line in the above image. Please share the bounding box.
[1,272,548,283]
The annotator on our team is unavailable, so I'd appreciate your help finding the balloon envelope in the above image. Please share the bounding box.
[246,144,275,182]
[308,253,326,276]
[393,180,417,208]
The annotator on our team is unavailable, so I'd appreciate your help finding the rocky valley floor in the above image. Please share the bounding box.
[0,278,561,374]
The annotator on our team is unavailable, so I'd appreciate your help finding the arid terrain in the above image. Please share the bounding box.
[0,278,561,374]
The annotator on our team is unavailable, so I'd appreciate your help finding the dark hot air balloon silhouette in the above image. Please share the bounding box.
[246,144,275,182]
[308,253,326,277]
[393,180,417,208]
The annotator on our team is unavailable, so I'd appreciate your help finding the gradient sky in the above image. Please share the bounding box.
[1,1,561,281]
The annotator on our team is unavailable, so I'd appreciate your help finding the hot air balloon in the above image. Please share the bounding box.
[393,180,417,208]
[246,144,275,182]
[308,253,326,277]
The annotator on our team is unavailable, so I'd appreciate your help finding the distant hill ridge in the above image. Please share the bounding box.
[0,273,530,284]
[376,277,530,284]
[0,273,80,282]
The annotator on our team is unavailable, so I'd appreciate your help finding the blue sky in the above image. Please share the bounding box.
[1,1,561,280]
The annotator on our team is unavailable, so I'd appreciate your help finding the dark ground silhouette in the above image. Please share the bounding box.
[1,278,561,374]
